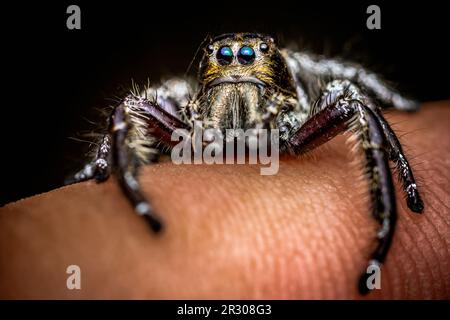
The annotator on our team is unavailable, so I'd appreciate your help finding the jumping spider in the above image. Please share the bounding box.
[69,33,424,294]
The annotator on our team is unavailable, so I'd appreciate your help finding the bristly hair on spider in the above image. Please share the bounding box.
[67,32,424,295]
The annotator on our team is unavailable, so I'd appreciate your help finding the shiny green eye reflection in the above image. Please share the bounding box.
[217,46,233,65]
[238,46,255,64]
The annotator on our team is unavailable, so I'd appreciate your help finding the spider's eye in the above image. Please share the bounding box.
[217,46,233,65]
[206,44,214,54]
[259,42,269,53]
[238,46,255,64]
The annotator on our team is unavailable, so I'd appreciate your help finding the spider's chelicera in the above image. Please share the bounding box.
[69,33,424,294]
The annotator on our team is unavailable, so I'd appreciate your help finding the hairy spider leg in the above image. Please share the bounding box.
[284,51,421,112]
[112,96,188,232]
[372,109,424,213]
[287,81,398,295]
[311,80,424,215]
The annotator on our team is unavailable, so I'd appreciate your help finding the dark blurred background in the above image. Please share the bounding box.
[1,1,449,205]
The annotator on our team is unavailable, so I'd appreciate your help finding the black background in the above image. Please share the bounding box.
[1,1,449,205]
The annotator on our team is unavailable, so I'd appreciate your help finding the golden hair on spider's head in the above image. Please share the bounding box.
[198,32,295,94]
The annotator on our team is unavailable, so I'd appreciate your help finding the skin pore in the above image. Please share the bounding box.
[0,102,449,299]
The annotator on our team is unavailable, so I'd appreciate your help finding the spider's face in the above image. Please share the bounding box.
[199,33,294,92]
[196,33,296,129]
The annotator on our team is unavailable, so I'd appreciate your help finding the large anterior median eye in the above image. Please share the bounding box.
[217,46,233,65]
[238,46,255,64]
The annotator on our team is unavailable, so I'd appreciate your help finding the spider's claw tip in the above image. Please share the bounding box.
[358,260,382,295]
[94,173,110,183]
[143,214,164,233]
[357,272,371,296]
[407,196,424,214]
[135,202,164,233]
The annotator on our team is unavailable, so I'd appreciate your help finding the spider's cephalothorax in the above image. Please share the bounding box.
[69,32,424,294]
[194,33,297,131]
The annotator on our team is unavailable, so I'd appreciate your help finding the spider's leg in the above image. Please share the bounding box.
[356,69,420,112]
[66,134,112,184]
[372,110,424,213]
[112,103,162,232]
[283,50,420,112]
[93,134,112,181]
[112,96,189,233]
[286,81,397,295]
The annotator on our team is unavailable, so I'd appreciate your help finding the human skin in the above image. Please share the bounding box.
[0,102,449,299]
